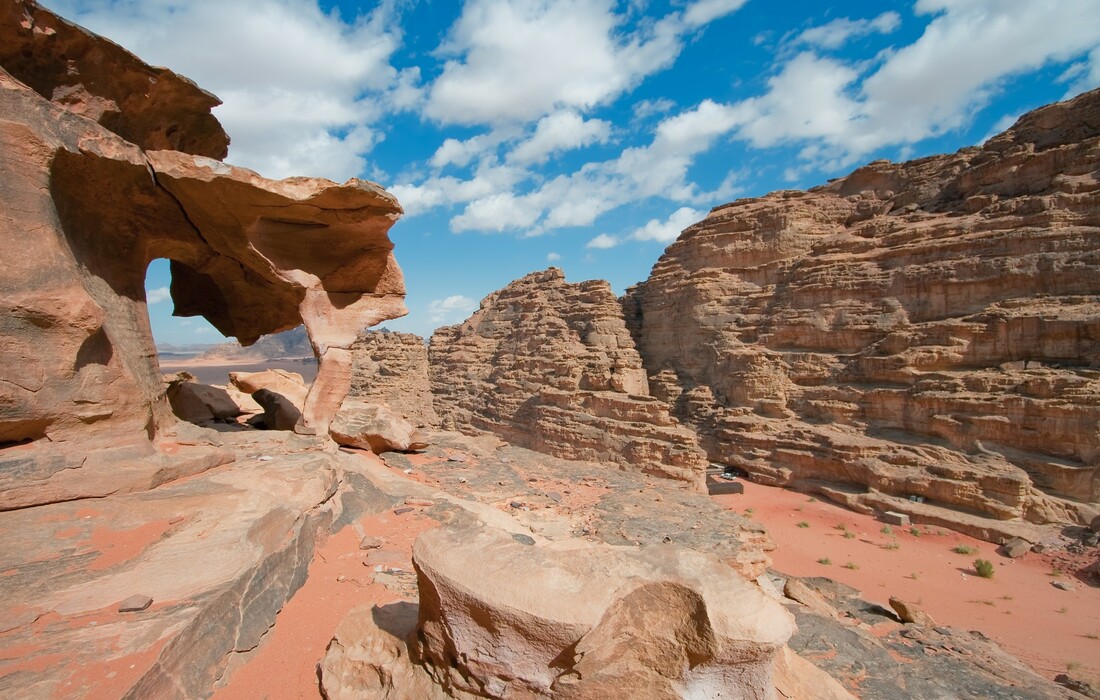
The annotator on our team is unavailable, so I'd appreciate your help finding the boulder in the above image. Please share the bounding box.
[329,401,428,453]
[252,389,302,432]
[889,596,936,626]
[228,369,309,410]
[783,577,841,620]
[408,524,793,698]
[1000,537,1032,559]
[164,374,241,424]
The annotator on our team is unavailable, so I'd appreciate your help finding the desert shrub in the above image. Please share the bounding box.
[817,557,832,565]
[880,525,893,535]
[974,559,995,578]
[952,545,977,555]
[796,521,810,528]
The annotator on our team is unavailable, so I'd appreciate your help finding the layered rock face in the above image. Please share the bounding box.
[625,88,1100,531]
[350,330,439,427]
[430,269,708,488]
[0,1,405,506]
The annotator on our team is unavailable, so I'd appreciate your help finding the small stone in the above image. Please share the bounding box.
[118,595,153,613]
[1052,581,1075,591]
[882,511,911,527]
[403,469,414,474]
[168,515,184,525]
[511,533,536,546]
[509,501,524,509]
[405,497,435,507]
[393,507,414,515]
[458,477,468,484]
[544,491,563,503]
[889,596,936,626]
[999,537,1031,559]
[336,575,346,582]
[359,536,384,550]
[448,452,468,463]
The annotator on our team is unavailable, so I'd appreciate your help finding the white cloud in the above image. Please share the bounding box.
[632,98,676,120]
[423,0,748,126]
[682,0,749,29]
[630,206,704,243]
[725,0,1100,168]
[428,295,478,324]
[451,192,543,232]
[51,0,410,180]
[546,252,561,262]
[508,110,611,164]
[146,287,171,304]
[586,233,620,249]
[792,12,900,50]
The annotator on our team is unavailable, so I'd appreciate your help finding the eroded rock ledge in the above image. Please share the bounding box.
[1,0,405,507]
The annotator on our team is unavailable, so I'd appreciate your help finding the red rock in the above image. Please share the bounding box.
[117,594,153,612]
[329,401,429,453]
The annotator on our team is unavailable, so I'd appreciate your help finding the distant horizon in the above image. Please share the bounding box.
[50,0,1100,344]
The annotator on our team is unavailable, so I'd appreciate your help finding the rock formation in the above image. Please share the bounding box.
[429,269,708,489]
[329,401,428,453]
[0,0,405,508]
[350,330,439,427]
[624,88,1100,534]
[322,522,799,699]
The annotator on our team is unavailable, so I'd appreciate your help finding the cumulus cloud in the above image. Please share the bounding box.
[630,206,705,243]
[51,0,412,180]
[424,0,748,126]
[546,252,562,262]
[508,110,611,164]
[146,287,171,304]
[586,233,619,249]
[792,12,900,50]
[428,295,478,324]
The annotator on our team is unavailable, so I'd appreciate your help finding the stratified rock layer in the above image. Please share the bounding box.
[430,269,708,488]
[0,0,406,506]
[350,330,439,428]
[626,88,1100,533]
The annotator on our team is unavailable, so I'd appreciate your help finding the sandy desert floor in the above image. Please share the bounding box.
[206,451,1098,699]
[159,359,319,386]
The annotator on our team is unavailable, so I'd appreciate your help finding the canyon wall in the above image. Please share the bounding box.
[349,330,439,428]
[0,0,405,506]
[429,269,708,488]
[625,88,1100,530]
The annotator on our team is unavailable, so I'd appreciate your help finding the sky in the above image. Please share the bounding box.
[49,0,1100,346]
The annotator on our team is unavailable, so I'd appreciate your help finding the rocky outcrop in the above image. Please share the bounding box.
[0,0,405,506]
[350,330,439,428]
[625,88,1100,532]
[429,269,708,488]
[329,401,428,453]
[322,523,796,699]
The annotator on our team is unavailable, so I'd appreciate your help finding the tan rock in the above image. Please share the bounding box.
[430,269,708,489]
[350,330,439,428]
[773,646,857,700]
[329,401,429,453]
[889,596,936,626]
[164,375,241,424]
[410,524,794,698]
[228,369,309,410]
[0,0,405,508]
[783,577,841,620]
[626,88,1100,533]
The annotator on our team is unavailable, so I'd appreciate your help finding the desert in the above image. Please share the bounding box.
[1,1,1098,699]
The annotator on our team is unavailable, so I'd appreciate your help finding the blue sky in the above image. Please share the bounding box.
[51,0,1100,345]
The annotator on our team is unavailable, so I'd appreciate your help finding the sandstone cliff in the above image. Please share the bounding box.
[349,330,439,428]
[430,269,708,488]
[625,88,1100,533]
[0,0,405,507]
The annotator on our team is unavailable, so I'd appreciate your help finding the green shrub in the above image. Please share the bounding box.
[952,545,977,555]
[796,521,810,528]
[974,559,995,578]
[817,557,832,565]
[880,525,893,535]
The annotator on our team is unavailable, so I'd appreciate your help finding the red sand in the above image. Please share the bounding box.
[713,481,1100,682]
[211,506,438,699]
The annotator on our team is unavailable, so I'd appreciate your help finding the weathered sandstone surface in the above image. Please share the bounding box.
[324,523,797,700]
[1,0,405,507]
[625,89,1100,534]
[430,269,708,488]
[350,330,439,427]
